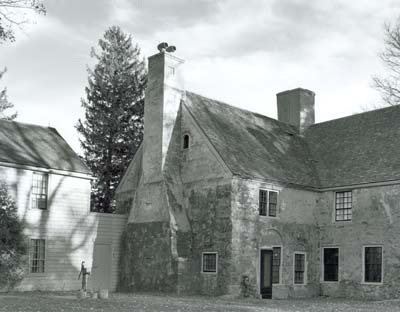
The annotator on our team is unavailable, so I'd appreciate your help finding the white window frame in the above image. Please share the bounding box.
[201,252,218,274]
[29,238,46,275]
[334,190,352,223]
[293,252,307,285]
[31,172,49,210]
[321,246,340,283]
[258,188,279,218]
[362,245,384,285]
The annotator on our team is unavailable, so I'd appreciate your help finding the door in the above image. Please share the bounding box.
[92,244,111,291]
[260,250,273,299]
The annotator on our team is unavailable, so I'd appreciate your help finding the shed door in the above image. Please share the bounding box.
[92,244,111,291]
[260,250,273,299]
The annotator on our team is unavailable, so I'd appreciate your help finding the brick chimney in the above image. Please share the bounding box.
[142,48,185,184]
[277,88,315,133]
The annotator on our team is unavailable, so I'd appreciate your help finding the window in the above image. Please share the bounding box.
[32,173,48,210]
[323,247,339,282]
[30,239,45,273]
[202,252,217,273]
[364,246,382,283]
[335,191,352,221]
[259,190,278,217]
[183,134,190,149]
[294,253,306,285]
[272,247,281,284]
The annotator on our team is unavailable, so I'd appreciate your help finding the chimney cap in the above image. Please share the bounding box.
[277,88,315,97]
[157,42,177,53]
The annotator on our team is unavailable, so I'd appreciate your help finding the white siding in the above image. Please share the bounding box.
[0,165,127,291]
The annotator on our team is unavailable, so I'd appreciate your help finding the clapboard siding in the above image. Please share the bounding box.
[0,165,127,291]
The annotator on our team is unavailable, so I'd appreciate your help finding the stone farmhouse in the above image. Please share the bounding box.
[0,121,126,291]
[116,48,400,299]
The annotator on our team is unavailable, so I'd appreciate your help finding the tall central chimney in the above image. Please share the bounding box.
[142,47,185,184]
[277,88,315,133]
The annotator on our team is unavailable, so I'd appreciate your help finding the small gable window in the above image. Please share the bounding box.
[32,172,48,210]
[259,190,278,217]
[183,134,190,149]
[335,191,352,221]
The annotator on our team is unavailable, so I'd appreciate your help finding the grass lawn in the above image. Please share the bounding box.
[1,292,400,312]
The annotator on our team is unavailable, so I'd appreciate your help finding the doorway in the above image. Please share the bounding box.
[260,249,273,299]
[92,244,111,291]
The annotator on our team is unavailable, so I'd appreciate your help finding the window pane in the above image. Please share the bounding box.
[259,190,267,216]
[324,248,339,282]
[32,173,48,210]
[272,247,281,284]
[335,191,352,221]
[294,254,305,284]
[30,239,45,273]
[268,191,278,217]
[365,247,382,283]
[202,253,217,273]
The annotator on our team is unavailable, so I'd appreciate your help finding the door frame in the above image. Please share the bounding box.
[92,242,112,291]
[259,248,273,298]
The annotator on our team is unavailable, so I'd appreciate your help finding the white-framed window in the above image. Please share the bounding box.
[363,245,383,284]
[322,247,339,282]
[259,189,278,217]
[293,252,307,285]
[335,191,352,221]
[30,239,46,273]
[272,246,282,284]
[202,252,218,273]
[32,172,48,210]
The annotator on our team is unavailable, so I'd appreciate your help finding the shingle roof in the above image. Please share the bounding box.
[305,105,400,188]
[185,92,320,188]
[185,92,400,189]
[0,120,91,175]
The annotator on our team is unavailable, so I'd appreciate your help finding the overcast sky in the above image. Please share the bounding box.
[1,0,400,153]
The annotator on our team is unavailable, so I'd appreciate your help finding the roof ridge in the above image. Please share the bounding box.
[310,104,400,128]
[186,91,297,130]
[0,118,53,129]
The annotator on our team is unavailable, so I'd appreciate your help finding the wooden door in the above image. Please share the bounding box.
[260,250,273,299]
[92,244,111,291]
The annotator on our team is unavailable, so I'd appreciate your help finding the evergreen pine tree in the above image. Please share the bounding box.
[77,26,146,213]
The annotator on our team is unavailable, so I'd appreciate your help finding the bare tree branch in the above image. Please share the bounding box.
[0,0,45,43]
[374,17,400,106]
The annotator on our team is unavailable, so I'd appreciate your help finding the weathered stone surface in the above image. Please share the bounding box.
[119,222,178,292]
[318,184,400,299]
[231,178,320,299]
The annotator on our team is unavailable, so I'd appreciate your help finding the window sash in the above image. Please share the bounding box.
[294,253,305,284]
[272,247,281,284]
[30,239,45,273]
[259,190,278,217]
[335,191,352,221]
[32,173,48,210]
[202,253,217,273]
[364,247,382,283]
[323,248,339,282]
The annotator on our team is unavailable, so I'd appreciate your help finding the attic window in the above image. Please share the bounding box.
[183,134,190,149]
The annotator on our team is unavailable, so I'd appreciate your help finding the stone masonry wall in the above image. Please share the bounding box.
[318,184,400,299]
[231,177,320,299]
